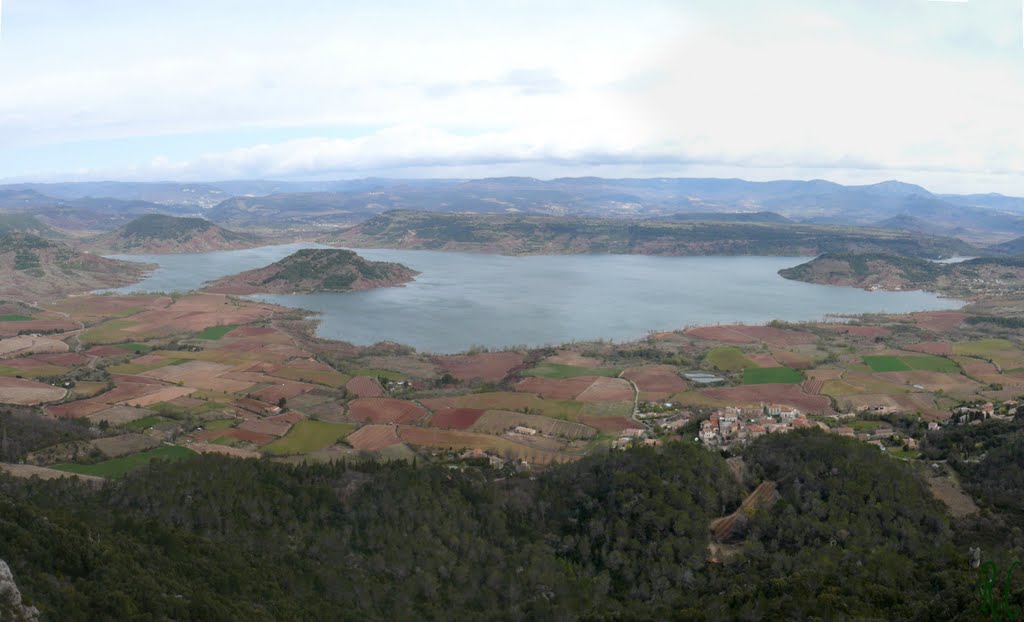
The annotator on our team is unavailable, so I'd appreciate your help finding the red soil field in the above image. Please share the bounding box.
[543,351,605,367]
[266,411,306,425]
[281,357,337,372]
[818,325,892,339]
[93,383,163,404]
[239,419,291,437]
[346,376,384,397]
[735,326,817,345]
[579,416,642,432]
[576,377,634,402]
[905,341,954,355]
[746,354,781,368]
[621,366,689,394]
[704,384,834,415]
[801,379,824,395]
[200,428,276,445]
[515,376,594,400]
[32,352,91,366]
[349,398,429,424]
[346,425,403,451]
[429,408,486,429]
[912,311,971,332]
[435,352,525,382]
[48,399,109,419]
[685,326,757,344]
[0,359,52,370]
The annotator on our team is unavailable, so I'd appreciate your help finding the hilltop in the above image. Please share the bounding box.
[0,213,60,238]
[84,214,261,254]
[203,248,418,294]
[0,233,151,301]
[334,210,975,258]
[779,252,1024,299]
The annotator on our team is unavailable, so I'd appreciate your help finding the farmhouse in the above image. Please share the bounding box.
[513,426,538,436]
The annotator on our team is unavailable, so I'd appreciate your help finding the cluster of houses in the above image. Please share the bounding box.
[950,399,1018,425]
[698,404,813,448]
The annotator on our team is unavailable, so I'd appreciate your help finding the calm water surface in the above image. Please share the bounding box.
[107,246,964,353]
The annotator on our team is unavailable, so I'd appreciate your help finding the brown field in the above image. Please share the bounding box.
[200,428,276,445]
[579,416,642,432]
[453,392,585,420]
[685,326,756,344]
[905,341,954,355]
[253,380,319,403]
[737,326,817,345]
[0,377,66,405]
[346,376,384,397]
[874,371,981,395]
[356,355,441,378]
[801,379,824,395]
[818,324,892,339]
[266,411,305,425]
[91,433,160,458]
[435,351,524,382]
[576,377,634,402]
[397,426,571,465]
[0,463,104,483]
[515,376,594,400]
[769,348,815,369]
[48,399,109,418]
[349,398,429,424]
[542,351,605,367]
[122,386,196,407]
[93,383,164,404]
[239,418,292,437]
[86,405,155,425]
[0,335,69,358]
[226,326,277,338]
[419,396,463,412]
[704,384,834,415]
[954,357,1000,378]
[745,353,780,368]
[85,345,132,357]
[31,352,91,366]
[924,469,979,518]
[891,393,944,419]
[48,294,168,322]
[471,410,597,440]
[0,319,79,337]
[345,425,403,451]
[143,360,233,383]
[109,373,168,386]
[621,365,688,395]
[912,311,971,332]
[429,408,486,429]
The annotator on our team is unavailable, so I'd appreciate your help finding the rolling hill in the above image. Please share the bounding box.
[0,213,60,238]
[333,210,976,258]
[202,248,418,294]
[0,233,152,301]
[84,214,262,254]
[779,253,1024,299]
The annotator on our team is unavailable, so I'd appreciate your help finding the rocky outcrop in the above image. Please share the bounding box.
[0,559,40,621]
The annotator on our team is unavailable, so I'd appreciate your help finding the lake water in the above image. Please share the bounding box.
[107,246,964,353]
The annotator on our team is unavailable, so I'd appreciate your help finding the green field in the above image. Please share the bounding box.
[124,415,167,431]
[52,445,196,478]
[706,347,756,372]
[863,355,959,373]
[195,325,238,340]
[201,418,238,432]
[262,420,356,455]
[953,339,1015,356]
[522,364,622,379]
[862,356,912,372]
[114,343,153,354]
[742,367,804,385]
[0,314,32,321]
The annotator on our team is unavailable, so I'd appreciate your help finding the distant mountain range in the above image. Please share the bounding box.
[5,176,1024,246]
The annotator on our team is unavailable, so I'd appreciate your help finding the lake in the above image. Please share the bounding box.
[107,246,964,353]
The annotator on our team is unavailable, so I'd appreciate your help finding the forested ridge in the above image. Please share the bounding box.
[0,426,1020,620]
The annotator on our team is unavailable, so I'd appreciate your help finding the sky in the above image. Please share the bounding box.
[1,0,1024,194]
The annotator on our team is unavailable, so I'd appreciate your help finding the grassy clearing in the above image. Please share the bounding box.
[348,368,408,381]
[200,418,238,432]
[953,339,1015,357]
[109,357,190,375]
[902,356,960,373]
[0,314,33,322]
[262,420,356,455]
[124,415,167,431]
[80,319,141,345]
[52,445,196,478]
[195,325,238,340]
[522,364,622,379]
[863,356,912,372]
[0,364,68,378]
[706,347,755,372]
[114,343,153,354]
[742,367,803,385]
[269,367,350,388]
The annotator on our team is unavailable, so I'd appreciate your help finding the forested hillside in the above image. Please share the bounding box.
[0,427,1008,620]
